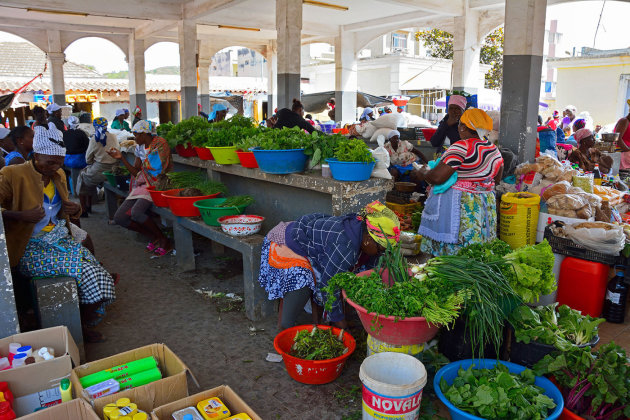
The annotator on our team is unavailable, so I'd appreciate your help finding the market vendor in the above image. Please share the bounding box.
[208,103,228,123]
[411,108,504,256]
[111,109,131,132]
[63,116,90,191]
[109,120,173,256]
[430,95,466,153]
[568,128,613,174]
[615,99,630,170]
[46,103,66,132]
[0,125,116,342]
[359,107,375,122]
[258,201,400,330]
[385,130,428,181]
[132,106,143,127]
[77,117,119,217]
[273,99,316,134]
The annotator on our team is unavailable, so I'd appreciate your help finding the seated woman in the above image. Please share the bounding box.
[110,109,131,132]
[411,109,504,256]
[359,107,375,122]
[0,125,115,342]
[109,121,173,256]
[274,99,316,133]
[569,128,613,174]
[77,117,119,217]
[6,126,34,166]
[258,201,400,330]
[385,130,428,181]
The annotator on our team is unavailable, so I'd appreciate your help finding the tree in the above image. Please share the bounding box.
[415,27,504,91]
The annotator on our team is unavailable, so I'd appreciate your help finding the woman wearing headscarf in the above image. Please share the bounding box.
[46,103,66,131]
[359,107,375,122]
[108,120,173,256]
[132,106,143,127]
[110,109,131,131]
[208,103,228,123]
[258,201,400,329]
[0,125,116,342]
[0,127,15,168]
[385,129,428,181]
[63,116,90,195]
[77,117,119,217]
[615,100,630,170]
[5,126,34,166]
[430,95,467,153]
[412,109,504,256]
[569,128,613,174]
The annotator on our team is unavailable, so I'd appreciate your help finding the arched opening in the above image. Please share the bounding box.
[144,41,180,124]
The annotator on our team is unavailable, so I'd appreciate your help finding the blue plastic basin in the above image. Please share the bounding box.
[251,148,307,174]
[326,158,375,182]
[434,359,564,420]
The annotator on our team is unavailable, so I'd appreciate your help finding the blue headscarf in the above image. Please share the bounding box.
[208,103,228,121]
[360,107,374,121]
[93,117,108,146]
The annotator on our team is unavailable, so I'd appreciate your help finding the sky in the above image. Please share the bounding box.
[0,1,628,73]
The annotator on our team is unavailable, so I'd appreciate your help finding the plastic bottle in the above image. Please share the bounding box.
[11,354,26,367]
[593,164,602,186]
[15,346,31,357]
[602,267,629,323]
[7,344,20,364]
[59,378,72,402]
[0,401,15,420]
[0,359,9,371]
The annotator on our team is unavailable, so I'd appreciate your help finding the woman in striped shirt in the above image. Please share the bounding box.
[412,108,504,256]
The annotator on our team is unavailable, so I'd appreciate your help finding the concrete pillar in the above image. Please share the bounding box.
[334,31,358,123]
[178,20,198,119]
[198,59,211,114]
[499,0,547,163]
[128,36,147,117]
[46,30,65,106]
[266,43,278,115]
[452,9,481,94]
[276,0,302,109]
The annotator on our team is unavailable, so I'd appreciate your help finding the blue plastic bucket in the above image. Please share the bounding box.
[434,359,564,420]
[326,158,375,182]
[251,148,307,174]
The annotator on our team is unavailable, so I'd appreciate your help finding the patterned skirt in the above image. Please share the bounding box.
[18,222,116,305]
[257,238,315,301]
[420,190,497,256]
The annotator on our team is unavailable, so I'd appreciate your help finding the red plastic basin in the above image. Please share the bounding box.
[194,146,214,161]
[147,187,182,208]
[236,151,258,168]
[273,325,356,385]
[560,408,584,420]
[163,191,221,217]
[343,269,440,345]
[175,143,196,157]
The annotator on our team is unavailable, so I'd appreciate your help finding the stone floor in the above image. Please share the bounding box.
[80,201,630,420]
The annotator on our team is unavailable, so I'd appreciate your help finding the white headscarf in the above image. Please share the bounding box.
[67,116,80,130]
[115,109,125,117]
[33,123,65,156]
[387,130,400,140]
[46,103,61,114]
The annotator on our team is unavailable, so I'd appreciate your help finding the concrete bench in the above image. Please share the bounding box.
[103,183,274,321]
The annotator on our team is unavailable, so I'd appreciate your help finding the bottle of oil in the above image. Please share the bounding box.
[602,267,628,323]
[593,164,602,186]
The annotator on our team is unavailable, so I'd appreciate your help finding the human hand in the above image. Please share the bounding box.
[20,205,45,223]
[107,148,122,159]
[62,201,81,216]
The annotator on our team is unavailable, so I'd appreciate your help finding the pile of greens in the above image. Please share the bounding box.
[165,116,211,147]
[251,127,312,150]
[161,171,227,195]
[333,138,375,163]
[534,343,630,419]
[210,114,256,130]
[510,303,604,351]
[156,121,174,139]
[441,364,556,420]
[206,125,261,148]
[217,196,254,208]
[304,132,341,169]
[112,165,130,176]
[290,326,347,360]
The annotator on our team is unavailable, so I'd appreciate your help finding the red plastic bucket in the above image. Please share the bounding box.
[560,408,583,420]
[147,187,182,208]
[163,191,220,217]
[236,151,258,168]
[194,146,214,161]
[392,98,408,107]
[273,325,356,385]
[420,128,437,143]
[175,143,196,157]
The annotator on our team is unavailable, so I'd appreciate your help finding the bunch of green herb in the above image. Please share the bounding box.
[510,303,604,351]
[304,132,342,168]
[165,116,211,147]
[441,363,556,420]
[195,180,227,195]
[334,138,375,163]
[156,121,174,139]
[290,326,347,360]
[217,196,254,208]
[457,239,512,263]
[112,165,130,176]
[411,210,422,232]
[534,343,630,419]
[251,126,311,150]
[206,125,261,148]
[165,171,227,195]
[210,114,255,130]
[235,133,262,152]
[502,240,556,303]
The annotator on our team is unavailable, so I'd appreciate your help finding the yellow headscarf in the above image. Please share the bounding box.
[460,108,493,139]
[361,201,401,248]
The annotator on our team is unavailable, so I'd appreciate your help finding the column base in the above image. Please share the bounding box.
[277,73,300,110]
[199,94,210,115]
[180,85,198,120]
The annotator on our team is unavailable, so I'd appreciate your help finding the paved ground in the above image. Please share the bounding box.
[80,201,630,420]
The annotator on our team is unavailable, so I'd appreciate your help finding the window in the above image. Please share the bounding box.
[392,33,407,51]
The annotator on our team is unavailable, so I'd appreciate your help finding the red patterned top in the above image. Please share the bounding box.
[441,138,503,181]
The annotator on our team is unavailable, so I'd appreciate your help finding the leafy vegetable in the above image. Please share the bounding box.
[163,171,227,195]
[334,138,375,163]
[165,116,211,147]
[210,114,256,130]
[156,121,174,139]
[304,132,341,168]
[206,125,261,147]
[457,239,512,263]
[502,240,556,303]
[509,303,604,351]
[441,363,556,420]
[411,210,422,232]
[290,326,347,360]
[534,343,630,419]
[251,126,312,150]
[217,196,254,208]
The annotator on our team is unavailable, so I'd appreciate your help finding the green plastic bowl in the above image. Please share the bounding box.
[103,171,117,188]
[193,198,250,226]
[208,146,240,165]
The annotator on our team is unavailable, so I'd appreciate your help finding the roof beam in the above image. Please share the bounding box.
[0,17,133,34]
[384,0,464,16]
[469,0,504,10]
[183,0,249,20]
[343,10,443,32]
[135,20,178,39]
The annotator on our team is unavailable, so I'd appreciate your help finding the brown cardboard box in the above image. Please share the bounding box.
[0,326,80,416]
[70,344,198,419]
[20,399,100,420]
[151,385,262,420]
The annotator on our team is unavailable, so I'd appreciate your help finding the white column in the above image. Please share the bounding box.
[499,0,548,163]
[334,30,358,123]
[275,0,302,109]
[198,59,211,115]
[128,36,146,116]
[178,20,198,120]
[266,42,278,115]
[46,30,65,106]
[452,9,481,94]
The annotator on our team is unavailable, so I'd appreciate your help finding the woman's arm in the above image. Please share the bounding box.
[493,164,504,185]
[615,119,630,152]
[430,119,448,148]
[107,149,141,176]
[419,161,456,185]
[411,147,429,164]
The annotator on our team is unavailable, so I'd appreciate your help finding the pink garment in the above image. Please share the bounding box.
[574,128,592,146]
[618,123,630,169]
[448,95,467,110]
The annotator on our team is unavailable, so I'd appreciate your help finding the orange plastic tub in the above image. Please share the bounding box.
[194,146,214,161]
[163,191,220,217]
[556,256,609,317]
[147,187,182,208]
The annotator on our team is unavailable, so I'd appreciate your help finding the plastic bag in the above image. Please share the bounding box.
[564,222,625,255]
[541,181,571,201]
[572,174,594,193]
[371,113,403,130]
[371,135,392,179]
[546,194,589,211]
[369,127,393,143]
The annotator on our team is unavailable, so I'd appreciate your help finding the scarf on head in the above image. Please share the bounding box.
[93,117,108,146]
[359,201,400,248]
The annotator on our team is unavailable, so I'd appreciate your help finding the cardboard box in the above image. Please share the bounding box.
[0,326,80,416]
[20,399,100,420]
[71,344,197,419]
[151,385,262,420]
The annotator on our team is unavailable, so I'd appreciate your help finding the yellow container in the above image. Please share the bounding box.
[385,202,422,215]
[499,192,540,249]
[226,415,252,420]
[116,398,131,407]
[133,413,148,420]
[104,404,118,419]
[366,334,425,357]
[197,397,231,420]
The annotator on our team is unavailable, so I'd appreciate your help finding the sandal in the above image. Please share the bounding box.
[153,246,173,257]
[146,242,157,252]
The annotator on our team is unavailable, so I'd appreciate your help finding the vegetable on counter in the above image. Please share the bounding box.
[441,364,556,420]
[290,326,347,360]
[217,195,254,208]
[160,171,227,195]
[333,138,375,163]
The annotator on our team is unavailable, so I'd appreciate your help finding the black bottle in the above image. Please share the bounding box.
[602,268,629,323]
